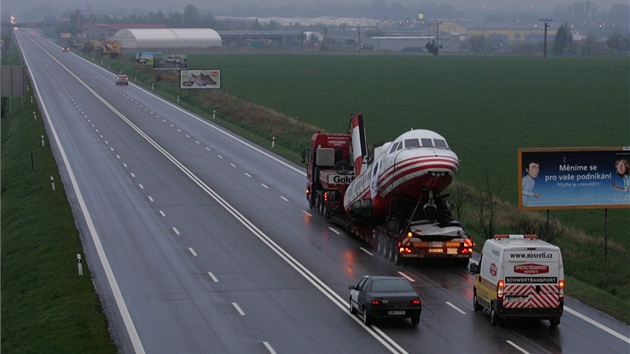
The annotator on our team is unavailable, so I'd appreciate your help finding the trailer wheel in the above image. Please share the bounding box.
[377,236,386,256]
[383,241,391,260]
[391,243,402,265]
[315,193,322,214]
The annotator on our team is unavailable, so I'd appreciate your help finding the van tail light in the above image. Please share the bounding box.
[558,280,565,299]
[497,280,505,301]
[324,192,328,202]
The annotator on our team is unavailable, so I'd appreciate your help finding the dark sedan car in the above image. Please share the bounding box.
[349,275,421,326]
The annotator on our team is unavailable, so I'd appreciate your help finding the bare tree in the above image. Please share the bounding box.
[473,174,503,239]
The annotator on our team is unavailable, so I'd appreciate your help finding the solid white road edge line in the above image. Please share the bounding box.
[23,36,146,354]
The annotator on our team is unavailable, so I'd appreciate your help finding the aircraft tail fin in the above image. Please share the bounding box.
[351,114,368,175]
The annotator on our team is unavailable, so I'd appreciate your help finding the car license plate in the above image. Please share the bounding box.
[507,296,527,303]
[388,310,405,315]
[428,248,443,253]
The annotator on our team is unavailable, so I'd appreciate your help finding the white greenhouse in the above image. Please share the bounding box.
[112,28,222,49]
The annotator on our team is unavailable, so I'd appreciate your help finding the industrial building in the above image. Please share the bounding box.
[112,28,222,49]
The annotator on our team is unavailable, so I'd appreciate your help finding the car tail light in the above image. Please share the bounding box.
[410,299,421,306]
[371,300,381,306]
[497,280,504,301]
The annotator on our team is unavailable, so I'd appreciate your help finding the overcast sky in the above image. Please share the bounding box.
[2,0,624,22]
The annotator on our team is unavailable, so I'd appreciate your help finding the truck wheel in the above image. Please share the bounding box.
[308,191,315,209]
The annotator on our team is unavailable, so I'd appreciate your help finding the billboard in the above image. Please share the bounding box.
[153,54,187,70]
[102,41,121,54]
[518,147,630,210]
[180,69,221,89]
[135,52,162,66]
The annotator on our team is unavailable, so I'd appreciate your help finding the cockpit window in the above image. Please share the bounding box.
[405,139,420,148]
[421,138,433,147]
[434,139,448,149]
[389,141,400,154]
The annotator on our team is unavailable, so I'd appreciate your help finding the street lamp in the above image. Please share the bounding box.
[539,18,552,58]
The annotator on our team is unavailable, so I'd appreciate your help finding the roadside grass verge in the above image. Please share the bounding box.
[1,58,117,353]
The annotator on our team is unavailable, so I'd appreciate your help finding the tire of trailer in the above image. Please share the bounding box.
[377,236,386,256]
[391,241,402,265]
[383,241,391,260]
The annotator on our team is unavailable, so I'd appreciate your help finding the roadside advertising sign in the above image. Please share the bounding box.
[518,147,630,210]
[180,69,221,89]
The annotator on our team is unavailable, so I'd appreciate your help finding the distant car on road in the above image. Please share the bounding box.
[62,46,70,52]
[164,56,181,64]
[136,58,148,64]
[349,275,422,326]
[115,74,129,85]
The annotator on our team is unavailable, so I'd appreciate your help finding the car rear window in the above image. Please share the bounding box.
[370,279,414,292]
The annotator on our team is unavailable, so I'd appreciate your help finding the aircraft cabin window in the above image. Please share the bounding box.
[389,142,400,154]
[434,139,448,149]
[405,139,420,148]
[421,138,433,147]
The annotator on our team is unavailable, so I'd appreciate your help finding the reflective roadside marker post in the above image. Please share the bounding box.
[213,110,216,119]
[77,254,83,276]
[50,176,55,191]
[272,136,275,148]
[41,135,45,147]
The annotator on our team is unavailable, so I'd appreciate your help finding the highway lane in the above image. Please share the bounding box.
[16,30,630,354]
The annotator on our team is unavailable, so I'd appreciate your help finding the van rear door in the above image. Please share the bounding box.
[503,248,562,310]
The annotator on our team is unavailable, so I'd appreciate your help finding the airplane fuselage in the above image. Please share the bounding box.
[344,129,459,219]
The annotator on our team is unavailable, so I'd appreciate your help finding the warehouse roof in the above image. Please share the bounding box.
[112,28,222,49]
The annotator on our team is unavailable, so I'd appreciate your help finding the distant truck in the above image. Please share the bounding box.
[303,114,473,265]
[469,234,565,326]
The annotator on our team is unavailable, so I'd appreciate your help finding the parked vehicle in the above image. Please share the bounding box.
[349,275,421,326]
[303,114,473,265]
[469,234,565,326]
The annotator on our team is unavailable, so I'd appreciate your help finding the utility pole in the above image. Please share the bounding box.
[358,23,361,55]
[433,21,444,56]
[540,19,552,58]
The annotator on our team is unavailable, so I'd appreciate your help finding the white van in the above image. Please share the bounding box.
[469,234,564,326]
